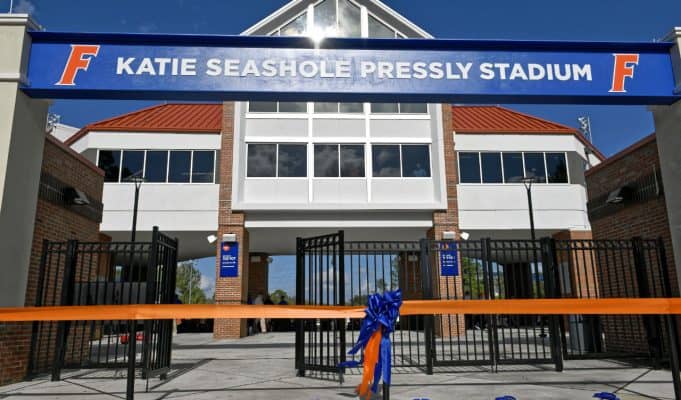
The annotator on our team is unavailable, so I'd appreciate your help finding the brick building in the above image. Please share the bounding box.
[0,134,104,384]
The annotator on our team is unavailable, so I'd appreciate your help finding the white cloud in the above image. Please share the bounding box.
[13,0,36,14]
[199,275,215,296]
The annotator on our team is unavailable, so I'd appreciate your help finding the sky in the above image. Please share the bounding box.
[5,0,680,296]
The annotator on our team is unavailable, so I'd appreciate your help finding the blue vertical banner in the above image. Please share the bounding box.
[219,241,239,278]
[440,242,459,276]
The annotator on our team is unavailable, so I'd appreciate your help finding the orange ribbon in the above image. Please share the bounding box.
[357,329,382,399]
[2,298,681,322]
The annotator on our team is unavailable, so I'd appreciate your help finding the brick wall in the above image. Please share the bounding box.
[585,134,677,356]
[0,135,103,385]
[214,102,250,339]
[248,253,269,300]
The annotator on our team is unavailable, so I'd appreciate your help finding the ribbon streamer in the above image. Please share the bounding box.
[338,289,402,399]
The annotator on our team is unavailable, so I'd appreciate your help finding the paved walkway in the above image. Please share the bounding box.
[0,332,676,399]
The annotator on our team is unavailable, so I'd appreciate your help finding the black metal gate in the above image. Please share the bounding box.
[28,226,178,380]
[295,231,676,376]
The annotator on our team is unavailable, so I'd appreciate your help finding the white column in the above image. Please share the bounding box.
[650,27,681,293]
[0,14,49,307]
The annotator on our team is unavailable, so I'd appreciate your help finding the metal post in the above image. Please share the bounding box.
[383,382,390,400]
[419,238,434,375]
[337,231,346,368]
[481,237,498,371]
[541,237,564,372]
[295,237,305,377]
[51,239,78,382]
[632,237,663,369]
[131,182,140,242]
[656,237,681,399]
[524,181,536,242]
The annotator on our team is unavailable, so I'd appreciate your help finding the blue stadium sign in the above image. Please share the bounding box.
[23,32,679,104]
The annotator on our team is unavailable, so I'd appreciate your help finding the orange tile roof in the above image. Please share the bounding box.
[65,103,222,145]
[452,105,605,160]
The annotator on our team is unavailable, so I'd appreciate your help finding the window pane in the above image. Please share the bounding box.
[459,152,481,183]
[524,152,547,183]
[371,103,399,113]
[314,0,336,35]
[402,145,431,177]
[481,152,503,183]
[98,150,121,182]
[145,151,167,183]
[278,144,307,177]
[279,102,307,113]
[338,0,361,37]
[546,152,568,183]
[372,145,400,177]
[339,102,363,113]
[368,15,394,38]
[280,12,307,36]
[503,152,524,183]
[168,151,191,182]
[314,102,338,113]
[340,145,365,177]
[192,151,215,183]
[247,144,276,177]
[249,102,277,112]
[314,144,339,177]
[121,150,144,182]
[400,103,428,114]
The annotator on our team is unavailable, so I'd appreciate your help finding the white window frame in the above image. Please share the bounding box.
[245,143,308,179]
[457,151,571,185]
[371,143,432,179]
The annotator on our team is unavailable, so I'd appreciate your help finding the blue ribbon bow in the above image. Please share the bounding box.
[339,289,403,395]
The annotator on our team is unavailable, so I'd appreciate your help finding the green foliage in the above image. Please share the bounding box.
[176,262,210,304]
[270,288,292,304]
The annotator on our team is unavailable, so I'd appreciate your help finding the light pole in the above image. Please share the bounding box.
[127,173,145,242]
[521,176,537,242]
[188,260,195,304]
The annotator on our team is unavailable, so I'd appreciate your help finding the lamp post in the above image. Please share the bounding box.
[127,173,145,242]
[521,176,537,242]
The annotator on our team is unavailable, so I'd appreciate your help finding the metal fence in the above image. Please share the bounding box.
[295,231,679,378]
[27,227,178,381]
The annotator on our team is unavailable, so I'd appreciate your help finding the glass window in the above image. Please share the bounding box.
[481,152,503,183]
[546,152,568,183]
[279,102,307,113]
[145,151,167,183]
[372,145,400,177]
[120,150,144,182]
[192,151,215,183]
[502,152,524,183]
[247,144,276,177]
[338,0,361,37]
[168,151,191,183]
[459,152,481,183]
[339,102,363,113]
[98,150,121,182]
[400,103,428,114]
[402,145,430,177]
[368,15,395,38]
[314,0,337,35]
[249,102,277,113]
[523,152,547,183]
[278,144,307,177]
[314,102,338,113]
[340,145,365,177]
[314,144,339,177]
[280,12,307,36]
[371,103,399,113]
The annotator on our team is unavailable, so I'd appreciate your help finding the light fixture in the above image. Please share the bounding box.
[606,186,633,204]
[222,233,237,242]
[63,187,90,206]
[460,231,470,241]
[442,231,456,240]
[521,176,536,190]
[206,234,218,244]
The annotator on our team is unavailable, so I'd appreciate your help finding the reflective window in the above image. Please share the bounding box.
[145,151,168,183]
[338,0,361,37]
[192,151,215,183]
[249,102,306,113]
[459,152,481,183]
[481,152,503,183]
[279,102,307,113]
[249,102,277,113]
[523,152,547,183]
[247,144,276,177]
[368,15,395,38]
[546,152,568,183]
[168,151,191,183]
[339,102,363,113]
[502,152,524,183]
[372,145,401,177]
[314,102,339,113]
[98,150,121,182]
[402,145,430,177]
[120,150,144,182]
[278,144,307,177]
[314,102,363,113]
[314,0,337,36]
[314,144,339,177]
[371,103,399,114]
[280,12,307,36]
[370,103,427,114]
[340,145,365,177]
[400,103,428,114]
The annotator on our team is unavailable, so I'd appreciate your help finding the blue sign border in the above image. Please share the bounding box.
[23,31,679,105]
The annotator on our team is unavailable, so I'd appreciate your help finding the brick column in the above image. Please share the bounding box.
[431,104,465,337]
[247,253,270,300]
[213,102,249,339]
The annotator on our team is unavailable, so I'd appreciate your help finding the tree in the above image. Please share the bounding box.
[270,288,291,304]
[176,262,210,304]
